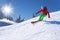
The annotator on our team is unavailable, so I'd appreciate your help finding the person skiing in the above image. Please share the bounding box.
[31,6,50,23]
[36,6,50,21]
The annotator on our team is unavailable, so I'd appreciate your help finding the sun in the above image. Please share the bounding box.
[1,4,13,15]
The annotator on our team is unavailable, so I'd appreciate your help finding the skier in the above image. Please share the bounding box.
[31,6,50,23]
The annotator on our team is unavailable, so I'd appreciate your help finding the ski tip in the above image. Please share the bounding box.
[31,22,35,24]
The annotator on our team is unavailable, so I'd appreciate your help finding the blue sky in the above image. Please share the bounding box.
[0,0,60,20]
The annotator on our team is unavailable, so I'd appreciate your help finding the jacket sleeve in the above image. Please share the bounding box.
[47,12,50,18]
[36,10,42,14]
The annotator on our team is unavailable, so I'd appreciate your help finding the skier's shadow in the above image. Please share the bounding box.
[44,21,60,25]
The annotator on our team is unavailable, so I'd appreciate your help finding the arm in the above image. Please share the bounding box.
[47,12,50,18]
[36,10,42,14]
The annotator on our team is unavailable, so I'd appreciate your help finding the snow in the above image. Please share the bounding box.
[0,18,16,27]
[0,18,16,24]
[0,11,60,40]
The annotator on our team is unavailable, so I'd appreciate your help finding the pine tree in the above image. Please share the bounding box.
[32,13,36,18]
[6,16,13,21]
[0,6,4,19]
[15,15,24,23]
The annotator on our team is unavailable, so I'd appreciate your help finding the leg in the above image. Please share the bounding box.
[39,14,46,21]
[31,14,46,24]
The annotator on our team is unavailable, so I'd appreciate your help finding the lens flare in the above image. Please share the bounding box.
[1,4,13,15]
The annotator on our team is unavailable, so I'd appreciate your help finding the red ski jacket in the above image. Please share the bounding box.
[36,8,50,18]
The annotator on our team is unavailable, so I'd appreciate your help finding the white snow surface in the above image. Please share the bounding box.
[0,11,60,40]
[0,18,16,24]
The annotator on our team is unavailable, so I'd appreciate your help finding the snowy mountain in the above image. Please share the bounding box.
[0,11,60,40]
[0,18,16,27]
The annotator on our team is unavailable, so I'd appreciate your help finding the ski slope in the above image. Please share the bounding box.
[0,18,16,27]
[0,18,16,24]
[0,11,60,40]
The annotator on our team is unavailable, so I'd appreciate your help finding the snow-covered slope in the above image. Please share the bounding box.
[0,11,60,40]
[0,18,16,27]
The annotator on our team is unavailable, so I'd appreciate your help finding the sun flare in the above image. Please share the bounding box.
[1,4,13,15]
